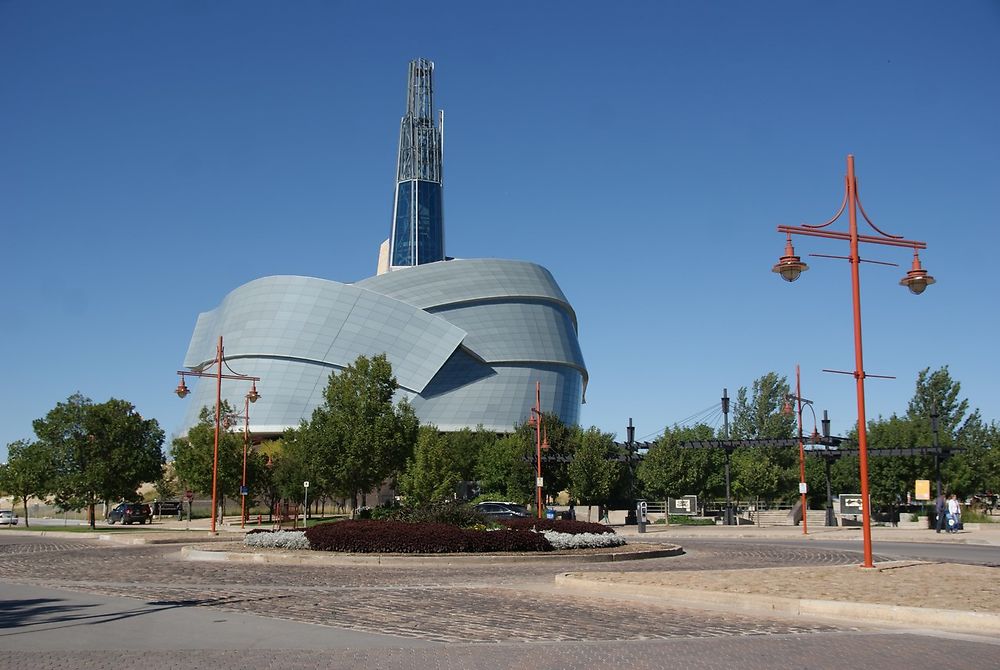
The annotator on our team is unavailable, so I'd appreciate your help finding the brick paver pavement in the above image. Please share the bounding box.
[3,534,998,669]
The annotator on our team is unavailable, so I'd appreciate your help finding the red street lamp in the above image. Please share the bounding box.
[240,385,260,529]
[527,381,550,519]
[175,335,260,534]
[772,155,934,568]
[783,365,820,536]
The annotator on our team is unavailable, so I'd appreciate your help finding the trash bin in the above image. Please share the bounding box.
[545,509,556,520]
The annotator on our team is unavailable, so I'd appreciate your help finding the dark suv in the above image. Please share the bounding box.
[108,502,152,525]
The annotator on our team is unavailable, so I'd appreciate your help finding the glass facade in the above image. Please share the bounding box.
[391,180,443,266]
[179,259,586,436]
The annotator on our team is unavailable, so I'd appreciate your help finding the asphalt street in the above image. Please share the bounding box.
[1,533,997,669]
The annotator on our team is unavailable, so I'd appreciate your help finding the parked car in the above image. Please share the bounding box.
[107,502,152,525]
[474,501,529,519]
[0,510,18,525]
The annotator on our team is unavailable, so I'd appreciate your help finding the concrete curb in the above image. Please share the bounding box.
[553,573,1000,635]
[181,544,683,566]
[0,529,239,545]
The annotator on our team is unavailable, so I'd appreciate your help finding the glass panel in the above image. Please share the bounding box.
[416,180,443,263]
[392,182,414,266]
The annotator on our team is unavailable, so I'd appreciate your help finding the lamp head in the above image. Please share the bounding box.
[900,249,935,295]
[772,233,808,282]
[247,382,260,404]
[782,397,794,416]
[174,377,190,399]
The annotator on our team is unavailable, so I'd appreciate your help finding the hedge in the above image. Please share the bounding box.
[305,520,553,553]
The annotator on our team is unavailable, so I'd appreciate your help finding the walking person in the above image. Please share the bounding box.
[935,492,946,533]
[946,493,962,533]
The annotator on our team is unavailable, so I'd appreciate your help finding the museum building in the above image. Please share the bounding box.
[178,59,587,437]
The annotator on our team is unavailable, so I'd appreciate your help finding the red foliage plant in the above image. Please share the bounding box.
[305,520,553,553]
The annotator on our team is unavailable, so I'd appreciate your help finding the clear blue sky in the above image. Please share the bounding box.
[3,1,998,459]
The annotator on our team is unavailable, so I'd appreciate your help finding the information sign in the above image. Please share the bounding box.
[668,495,698,516]
[839,494,864,515]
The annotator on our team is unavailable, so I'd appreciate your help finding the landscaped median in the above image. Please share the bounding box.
[182,516,682,565]
[555,561,1000,635]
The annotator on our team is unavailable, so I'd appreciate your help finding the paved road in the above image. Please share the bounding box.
[1,535,997,669]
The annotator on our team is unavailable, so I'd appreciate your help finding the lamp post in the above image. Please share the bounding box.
[175,335,260,534]
[239,386,261,529]
[772,155,934,568]
[721,388,734,526]
[783,365,819,535]
[931,407,942,501]
[821,410,837,527]
[528,381,549,519]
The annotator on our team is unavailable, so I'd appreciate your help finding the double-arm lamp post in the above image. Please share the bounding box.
[175,335,260,534]
[782,364,821,535]
[772,155,934,568]
[527,381,549,518]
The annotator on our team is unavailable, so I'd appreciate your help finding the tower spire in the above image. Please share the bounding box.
[387,58,445,270]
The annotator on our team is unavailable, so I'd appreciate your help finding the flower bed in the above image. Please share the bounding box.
[500,518,615,535]
[243,529,310,550]
[245,517,626,554]
[305,520,554,553]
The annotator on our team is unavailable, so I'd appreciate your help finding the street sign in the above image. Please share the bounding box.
[184,490,194,501]
[915,479,930,501]
[240,485,249,496]
[668,495,698,515]
[839,494,864,515]
[303,481,310,488]
[536,477,544,487]
[799,482,808,494]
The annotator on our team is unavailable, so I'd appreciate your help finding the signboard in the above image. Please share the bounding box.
[914,479,931,501]
[668,495,698,516]
[536,477,544,487]
[303,481,310,489]
[184,490,194,502]
[240,485,249,496]
[799,482,808,494]
[839,494,864,515]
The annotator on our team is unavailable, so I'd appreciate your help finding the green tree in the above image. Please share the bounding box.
[905,366,969,438]
[0,440,55,527]
[398,425,462,505]
[443,426,496,482]
[729,373,795,504]
[567,427,622,516]
[514,413,575,496]
[34,394,165,529]
[303,354,419,511]
[732,448,782,504]
[636,423,721,502]
[474,434,533,503]
[171,401,243,523]
[731,372,795,440]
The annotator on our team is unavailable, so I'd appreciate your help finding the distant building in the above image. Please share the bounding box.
[178,60,586,437]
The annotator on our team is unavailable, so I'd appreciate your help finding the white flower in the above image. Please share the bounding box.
[541,530,627,550]
[243,530,310,550]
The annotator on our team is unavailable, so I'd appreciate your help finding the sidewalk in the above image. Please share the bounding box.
[558,522,1000,636]
[613,520,1000,545]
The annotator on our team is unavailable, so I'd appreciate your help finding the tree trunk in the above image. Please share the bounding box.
[89,501,97,530]
[20,496,29,528]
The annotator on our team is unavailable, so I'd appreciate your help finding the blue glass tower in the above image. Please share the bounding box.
[389,58,445,269]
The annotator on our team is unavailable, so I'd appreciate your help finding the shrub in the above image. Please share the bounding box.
[305,520,552,553]
[243,529,311,550]
[370,501,487,527]
[500,518,616,535]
